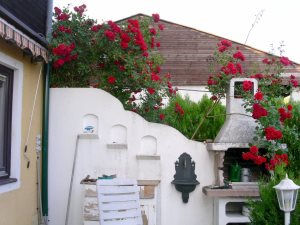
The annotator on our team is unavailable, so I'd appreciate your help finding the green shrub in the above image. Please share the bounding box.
[248,175,300,225]
[283,101,300,177]
[152,94,225,141]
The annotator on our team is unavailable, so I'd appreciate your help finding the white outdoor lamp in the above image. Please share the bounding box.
[273,174,300,225]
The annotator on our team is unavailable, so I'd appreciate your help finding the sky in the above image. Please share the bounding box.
[53,0,300,63]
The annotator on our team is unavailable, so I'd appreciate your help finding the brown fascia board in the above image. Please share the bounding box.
[115,13,300,66]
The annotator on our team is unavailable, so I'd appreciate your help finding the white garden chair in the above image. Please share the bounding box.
[96,178,143,225]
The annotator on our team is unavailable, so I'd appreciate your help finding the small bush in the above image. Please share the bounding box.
[154,94,225,141]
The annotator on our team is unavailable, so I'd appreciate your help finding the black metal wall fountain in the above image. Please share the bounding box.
[171,152,199,203]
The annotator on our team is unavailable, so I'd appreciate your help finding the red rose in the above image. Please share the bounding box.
[158,24,164,30]
[287,104,293,111]
[142,52,149,57]
[71,53,78,60]
[218,45,227,52]
[250,146,258,154]
[252,103,268,119]
[221,62,237,75]
[278,107,292,122]
[91,25,102,32]
[98,63,105,69]
[243,80,253,92]
[104,30,116,41]
[150,37,155,49]
[262,58,271,64]
[254,91,263,101]
[108,20,121,33]
[220,39,232,47]
[152,13,160,23]
[291,79,298,87]
[175,102,184,116]
[57,13,70,21]
[265,126,282,140]
[149,28,156,35]
[156,42,161,48]
[233,51,245,61]
[236,63,243,74]
[280,56,291,66]
[207,79,215,86]
[54,7,62,15]
[278,107,285,114]
[128,19,140,29]
[58,25,65,32]
[120,41,129,49]
[147,87,155,95]
[254,156,267,165]
[159,113,165,120]
[151,73,161,82]
[242,152,251,160]
[120,32,131,43]
[107,76,116,84]
[254,73,264,79]
[53,58,64,69]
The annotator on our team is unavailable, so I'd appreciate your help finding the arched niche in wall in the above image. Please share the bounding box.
[140,135,157,156]
[82,114,98,135]
[109,124,127,145]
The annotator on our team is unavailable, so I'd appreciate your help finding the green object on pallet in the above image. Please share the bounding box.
[229,162,241,182]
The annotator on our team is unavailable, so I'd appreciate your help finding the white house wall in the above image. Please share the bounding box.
[48,88,215,225]
[177,85,300,104]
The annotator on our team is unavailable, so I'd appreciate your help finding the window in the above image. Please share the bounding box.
[0,64,14,182]
[0,53,22,192]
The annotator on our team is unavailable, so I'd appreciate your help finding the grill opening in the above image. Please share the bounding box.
[223,148,269,182]
[234,81,254,98]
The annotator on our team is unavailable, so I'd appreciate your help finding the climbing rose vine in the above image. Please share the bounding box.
[207,39,298,172]
[50,5,177,120]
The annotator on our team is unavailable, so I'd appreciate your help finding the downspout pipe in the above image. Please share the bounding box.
[42,0,53,219]
[42,62,50,218]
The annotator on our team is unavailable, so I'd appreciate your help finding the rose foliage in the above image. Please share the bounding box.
[207,39,299,174]
[50,5,176,120]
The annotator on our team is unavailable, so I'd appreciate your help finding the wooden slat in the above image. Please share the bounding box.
[100,209,141,220]
[84,221,100,225]
[97,179,137,186]
[99,201,140,211]
[97,186,139,194]
[100,217,143,225]
[98,193,139,202]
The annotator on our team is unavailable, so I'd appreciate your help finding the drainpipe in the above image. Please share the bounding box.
[42,62,50,218]
[42,0,53,220]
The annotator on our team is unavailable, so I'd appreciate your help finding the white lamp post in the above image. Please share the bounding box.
[273,174,300,225]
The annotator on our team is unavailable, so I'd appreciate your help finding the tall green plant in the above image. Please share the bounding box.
[154,94,225,141]
[283,101,300,177]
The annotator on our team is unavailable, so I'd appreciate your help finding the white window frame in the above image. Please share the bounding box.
[0,51,23,193]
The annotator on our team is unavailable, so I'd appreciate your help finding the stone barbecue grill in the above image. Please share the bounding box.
[204,78,260,225]
[206,77,258,186]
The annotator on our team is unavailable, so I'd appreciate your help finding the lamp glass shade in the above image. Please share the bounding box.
[274,174,300,212]
[275,189,298,211]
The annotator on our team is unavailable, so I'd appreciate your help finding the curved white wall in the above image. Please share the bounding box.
[48,88,215,225]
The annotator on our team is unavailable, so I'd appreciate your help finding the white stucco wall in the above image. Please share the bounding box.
[48,88,215,225]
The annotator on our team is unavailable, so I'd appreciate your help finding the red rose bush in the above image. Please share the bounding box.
[207,39,298,172]
[50,5,177,120]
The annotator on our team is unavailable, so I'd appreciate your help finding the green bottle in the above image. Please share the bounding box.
[229,162,241,182]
